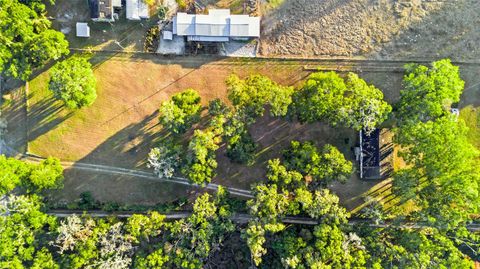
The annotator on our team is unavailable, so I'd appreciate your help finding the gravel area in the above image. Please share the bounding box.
[219,40,258,57]
[157,35,186,55]
[258,0,448,57]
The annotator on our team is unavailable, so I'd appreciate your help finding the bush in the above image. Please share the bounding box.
[78,191,98,210]
[144,26,160,52]
[226,131,256,165]
[208,98,230,117]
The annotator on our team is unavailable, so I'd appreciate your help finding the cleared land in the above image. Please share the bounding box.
[259,0,480,60]
[24,54,397,209]
[46,169,198,206]
[14,53,480,208]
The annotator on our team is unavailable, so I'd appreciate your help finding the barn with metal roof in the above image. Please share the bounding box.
[172,9,260,42]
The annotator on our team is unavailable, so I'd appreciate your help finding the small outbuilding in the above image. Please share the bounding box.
[76,23,90,38]
[163,31,173,40]
[359,129,381,180]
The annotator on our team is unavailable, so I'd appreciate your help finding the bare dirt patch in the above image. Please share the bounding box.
[259,0,480,60]
[45,169,199,205]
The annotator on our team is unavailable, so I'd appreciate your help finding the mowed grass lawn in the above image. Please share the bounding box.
[460,105,480,149]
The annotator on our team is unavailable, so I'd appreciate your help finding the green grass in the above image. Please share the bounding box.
[460,105,480,149]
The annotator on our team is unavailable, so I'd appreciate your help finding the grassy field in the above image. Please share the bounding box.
[26,51,480,208]
[26,53,389,208]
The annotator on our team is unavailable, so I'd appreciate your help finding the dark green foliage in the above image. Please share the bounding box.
[208,98,230,117]
[156,5,168,20]
[396,59,464,124]
[226,129,256,165]
[290,72,391,133]
[223,110,257,165]
[49,55,97,109]
[283,141,353,188]
[77,192,98,210]
[0,0,69,80]
[159,89,202,134]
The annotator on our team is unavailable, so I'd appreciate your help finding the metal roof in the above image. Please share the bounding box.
[89,0,113,20]
[173,9,260,41]
[126,0,149,20]
[76,22,90,37]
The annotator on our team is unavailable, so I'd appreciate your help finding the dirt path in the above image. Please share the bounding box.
[22,155,254,198]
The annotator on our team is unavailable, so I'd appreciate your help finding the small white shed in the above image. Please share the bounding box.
[163,31,173,40]
[76,22,90,38]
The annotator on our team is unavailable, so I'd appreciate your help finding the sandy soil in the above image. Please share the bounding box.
[259,0,480,60]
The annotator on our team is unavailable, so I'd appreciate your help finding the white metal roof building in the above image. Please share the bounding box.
[76,22,90,37]
[126,0,149,20]
[172,9,260,42]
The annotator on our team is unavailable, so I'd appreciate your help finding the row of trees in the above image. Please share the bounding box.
[153,71,391,185]
[385,59,480,265]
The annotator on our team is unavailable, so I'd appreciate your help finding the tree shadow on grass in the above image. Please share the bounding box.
[76,110,167,168]
[27,97,74,143]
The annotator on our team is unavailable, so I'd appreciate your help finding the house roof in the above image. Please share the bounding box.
[360,129,381,180]
[173,9,260,41]
[126,0,150,20]
[89,0,113,20]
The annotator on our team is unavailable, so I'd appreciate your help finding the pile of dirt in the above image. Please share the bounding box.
[258,0,455,57]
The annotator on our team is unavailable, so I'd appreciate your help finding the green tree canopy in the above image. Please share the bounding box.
[0,155,64,195]
[133,190,235,269]
[283,141,353,188]
[159,89,202,134]
[0,195,58,268]
[182,129,221,185]
[55,216,134,269]
[226,74,294,118]
[358,226,474,269]
[396,59,465,124]
[246,158,365,267]
[393,116,480,229]
[0,0,68,80]
[48,55,97,109]
[291,71,391,133]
